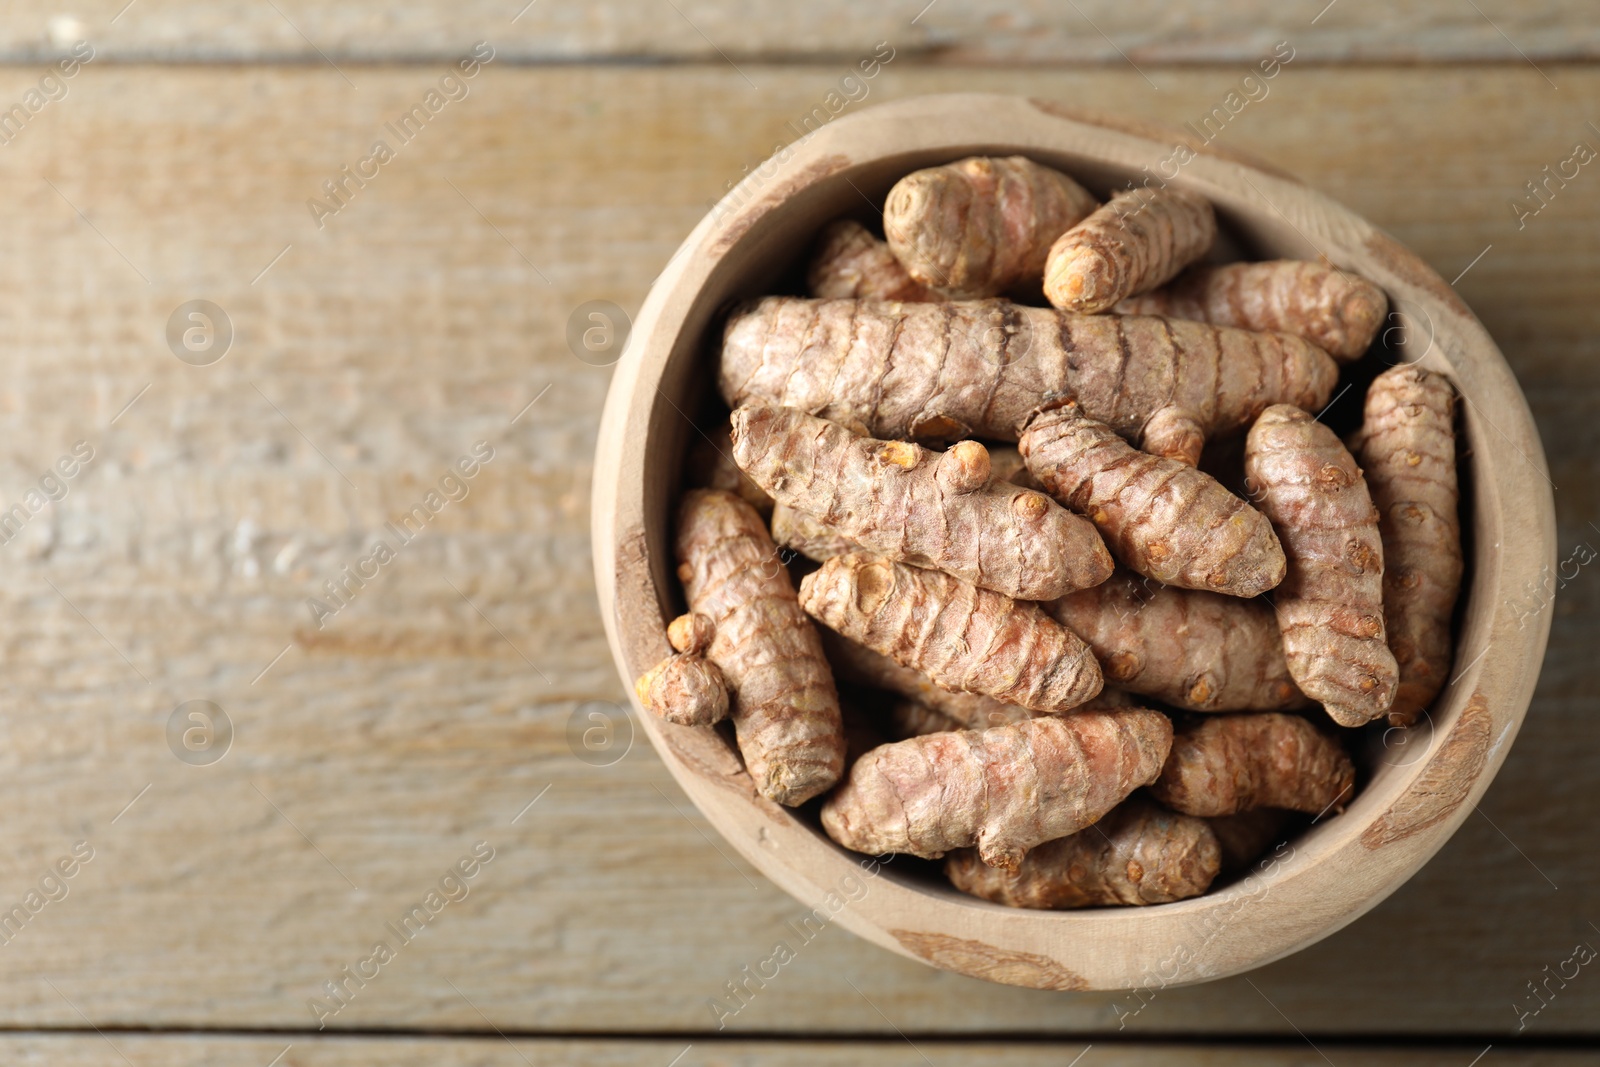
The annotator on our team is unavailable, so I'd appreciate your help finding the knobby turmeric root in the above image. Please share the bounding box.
[883,155,1099,298]
[1245,405,1399,726]
[732,404,1112,599]
[719,297,1337,450]
[946,796,1221,907]
[807,219,937,302]
[820,709,1173,869]
[1354,366,1463,727]
[676,489,846,805]
[1208,808,1294,875]
[882,698,968,739]
[800,552,1104,714]
[1117,260,1388,362]
[634,612,730,726]
[877,687,1136,740]
[685,421,772,515]
[1043,572,1307,711]
[1044,187,1217,314]
[1150,713,1356,817]
[1021,401,1286,598]
[821,630,1037,730]
[770,502,857,563]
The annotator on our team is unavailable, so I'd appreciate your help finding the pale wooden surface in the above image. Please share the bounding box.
[0,52,1594,1054]
[0,1037,1595,1066]
[0,2,1595,63]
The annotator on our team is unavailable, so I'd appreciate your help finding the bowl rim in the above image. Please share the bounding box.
[591,92,1556,991]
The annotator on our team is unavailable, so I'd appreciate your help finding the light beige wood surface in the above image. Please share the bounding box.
[0,60,1593,1040]
[0,1037,1594,1066]
[0,1,1594,63]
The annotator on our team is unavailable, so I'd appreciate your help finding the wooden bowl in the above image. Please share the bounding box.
[591,93,1554,989]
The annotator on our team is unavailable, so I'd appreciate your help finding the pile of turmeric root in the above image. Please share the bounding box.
[636,154,1464,910]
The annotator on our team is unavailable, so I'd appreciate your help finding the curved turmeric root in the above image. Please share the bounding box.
[821,629,1035,730]
[1043,572,1306,711]
[634,613,729,726]
[820,709,1173,869]
[1020,401,1285,598]
[1150,713,1355,817]
[1354,366,1462,727]
[719,297,1337,448]
[946,796,1220,907]
[883,156,1098,298]
[1117,260,1388,362]
[1245,405,1398,726]
[799,552,1103,715]
[732,404,1112,600]
[807,219,937,302]
[1044,187,1216,314]
[676,489,846,805]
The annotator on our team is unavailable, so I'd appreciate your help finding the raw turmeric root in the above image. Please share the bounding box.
[634,613,729,726]
[820,709,1173,869]
[821,630,1035,729]
[719,297,1337,450]
[732,404,1112,600]
[1043,572,1306,711]
[1020,401,1285,598]
[984,444,1039,489]
[1208,808,1294,875]
[799,552,1104,714]
[1043,187,1216,314]
[1117,260,1388,362]
[686,421,772,515]
[1354,366,1462,727]
[807,219,937,302]
[676,489,846,805]
[1245,405,1399,726]
[946,796,1220,907]
[883,156,1099,298]
[1150,713,1356,817]
[770,502,856,563]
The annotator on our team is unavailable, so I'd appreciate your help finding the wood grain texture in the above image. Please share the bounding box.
[0,1,1596,64]
[0,62,1592,1035]
[0,1037,1594,1066]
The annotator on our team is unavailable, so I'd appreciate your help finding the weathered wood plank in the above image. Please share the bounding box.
[0,1036,1594,1066]
[0,1,1594,65]
[0,63,1592,1036]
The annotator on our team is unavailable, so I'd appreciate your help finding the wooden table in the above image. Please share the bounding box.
[0,3,1595,1063]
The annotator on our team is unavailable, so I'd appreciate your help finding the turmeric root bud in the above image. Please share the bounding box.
[733,404,1112,600]
[799,552,1104,715]
[820,709,1173,869]
[635,613,730,727]
[946,797,1220,908]
[1150,713,1355,818]
[1021,400,1286,598]
[1044,187,1217,313]
[1118,261,1388,362]
[807,219,937,303]
[884,155,1099,298]
[1245,405,1399,726]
